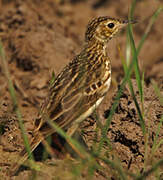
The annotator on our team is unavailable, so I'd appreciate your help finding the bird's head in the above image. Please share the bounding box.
[85,16,134,43]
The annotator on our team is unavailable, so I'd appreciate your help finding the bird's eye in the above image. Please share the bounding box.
[107,23,115,29]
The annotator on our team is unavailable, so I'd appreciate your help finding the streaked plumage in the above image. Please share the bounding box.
[11,16,132,175]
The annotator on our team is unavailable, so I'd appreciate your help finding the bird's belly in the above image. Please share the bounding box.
[66,97,104,136]
[74,96,104,125]
[72,70,111,126]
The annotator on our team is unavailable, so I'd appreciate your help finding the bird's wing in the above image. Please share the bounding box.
[35,56,107,136]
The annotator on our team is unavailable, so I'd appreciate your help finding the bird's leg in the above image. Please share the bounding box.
[65,123,88,159]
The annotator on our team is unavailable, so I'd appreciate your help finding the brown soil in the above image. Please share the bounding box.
[0,0,162,179]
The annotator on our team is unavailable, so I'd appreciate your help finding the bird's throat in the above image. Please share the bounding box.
[84,38,108,58]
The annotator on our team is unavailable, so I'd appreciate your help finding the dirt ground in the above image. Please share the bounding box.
[0,0,162,179]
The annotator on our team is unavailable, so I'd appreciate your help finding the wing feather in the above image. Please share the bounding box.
[36,54,110,134]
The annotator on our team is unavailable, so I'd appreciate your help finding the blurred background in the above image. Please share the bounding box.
[0,0,162,179]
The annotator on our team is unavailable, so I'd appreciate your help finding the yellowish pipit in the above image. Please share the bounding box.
[11,16,134,175]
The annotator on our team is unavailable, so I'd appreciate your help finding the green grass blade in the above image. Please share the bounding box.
[127,23,146,135]
[100,157,127,180]
[136,159,163,180]
[154,139,163,153]
[128,18,143,104]
[128,5,163,105]
[0,40,34,160]
[126,29,131,66]
[120,45,146,136]
[137,6,163,55]
[129,0,137,19]
[151,115,163,155]
[151,80,163,106]
[150,81,163,155]
[46,116,103,177]
[46,117,90,159]
[141,72,145,115]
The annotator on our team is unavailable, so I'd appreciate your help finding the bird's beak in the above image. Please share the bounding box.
[118,19,137,29]
[122,19,138,24]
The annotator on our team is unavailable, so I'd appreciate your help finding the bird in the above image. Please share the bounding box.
[11,16,134,175]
